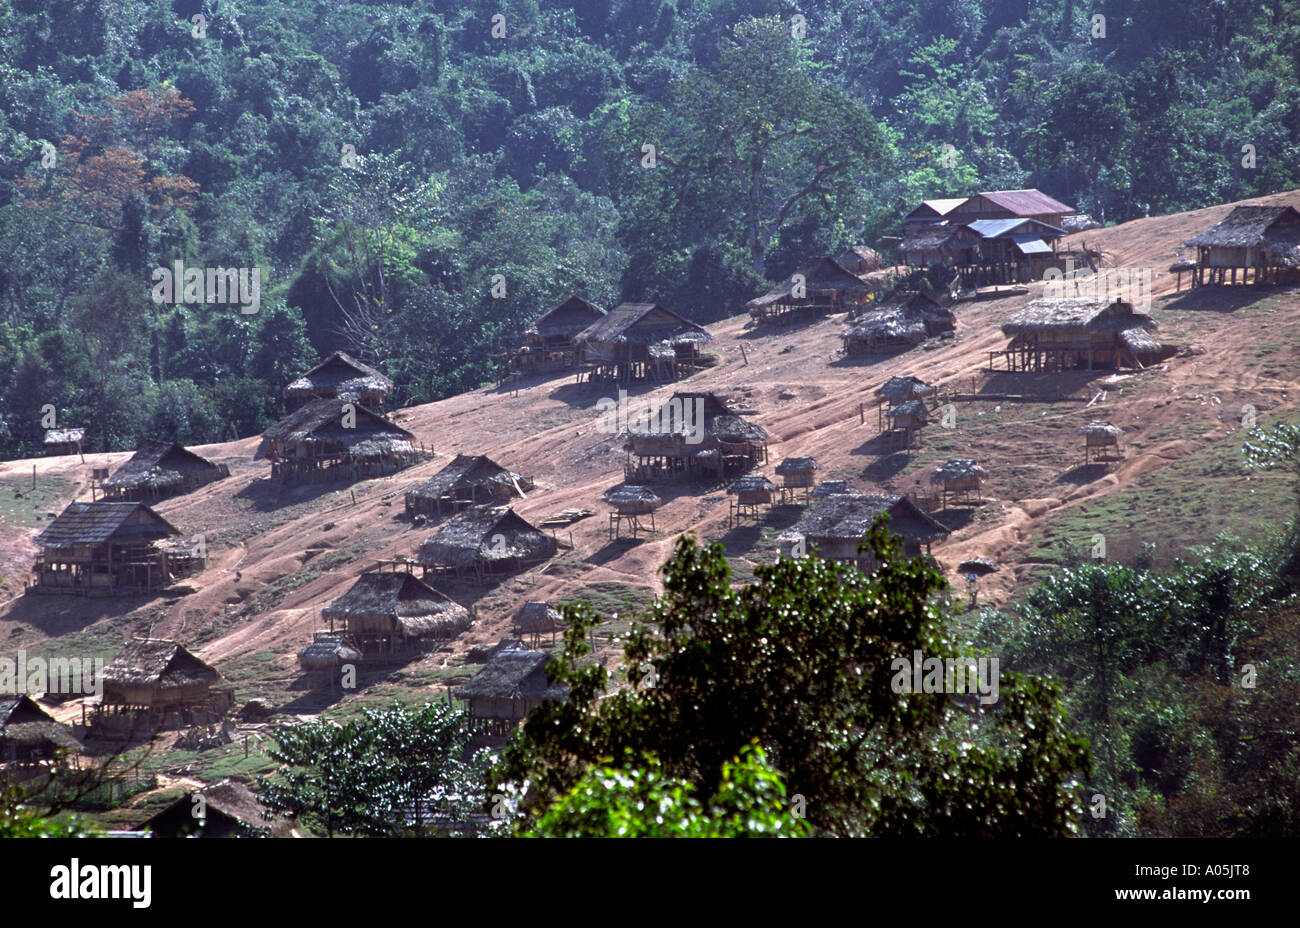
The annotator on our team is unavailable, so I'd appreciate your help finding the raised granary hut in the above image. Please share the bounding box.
[885,399,929,448]
[622,392,768,483]
[842,290,954,355]
[455,646,569,741]
[321,569,471,657]
[604,484,661,539]
[1,695,81,767]
[747,256,872,324]
[404,454,532,517]
[417,506,557,581]
[297,634,361,680]
[727,474,779,524]
[930,459,988,507]
[1184,204,1300,287]
[96,639,232,731]
[284,350,394,408]
[258,397,424,482]
[99,439,229,502]
[29,501,193,595]
[774,456,819,503]
[574,302,711,385]
[778,493,950,573]
[516,295,607,372]
[996,298,1168,372]
[513,601,563,648]
[1080,421,1123,465]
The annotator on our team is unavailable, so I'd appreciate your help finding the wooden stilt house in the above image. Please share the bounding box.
[321,570,471,658]
[1185,205,1300,287]
[574,302,711,385]
[257,398,423,482]
[29,501,190,595]
[996,298,1167,372]
[885,400,929,448]
[930,459,987,507]
[404,454,532,517]
[604,485,661,539]
[778,493,950,573]
[774,456,819,503]
[622,392,768,483]
[96,639,231,731]
[455,646,569,741]
[516,295,606,372]
[0,696,81,767]
[727,474,778,525]
[1080,421,1123,464]
[99,439,229,502]
[284,351,394,408]
[746,256,872,324]
[417,506,557,581]
[512,602,563,648]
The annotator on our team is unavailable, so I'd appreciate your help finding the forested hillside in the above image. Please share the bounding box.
[2,0,1299,457]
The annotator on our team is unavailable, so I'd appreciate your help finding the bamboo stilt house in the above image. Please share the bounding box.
[97,639,231,728]
[516,295,606,372]
[99,439,229,502]
[727,474,778,524]
[30,501,185,595]
[321,570,471,656]
[284,351,394,408]
[842,290,954,354]
[1,696,81,766]
[774,456,819,503]
[900,223,981,267]
[513,601,562,647]
[1184,205,1300,287]
[930,459,987,507]
[417,506,557,580]
[622,392,768,483]
[604,484,661,539]
[574,302,711,384]
[874,375,936,406]
[1080,421,1123,464]
[778,493,950,572]
[455,646,569,740]
[257,398,422,482]
[404,454,532,516]
[996,298,1167,372]
[747,256,872,323]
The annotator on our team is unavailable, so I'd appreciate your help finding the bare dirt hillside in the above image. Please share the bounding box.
[4,189,1299,717]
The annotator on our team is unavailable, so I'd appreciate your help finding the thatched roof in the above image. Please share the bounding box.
[417,506,556,569]
[812,480,861,499]
[624,393,767,453]
[298,635,361,670]
[0,698,81,754]
[874,376,936,402]
[142,778,281,836]
[455,649,569,702]
[837,246,883,270]
[1079,421,1122,439]
[44,428,84,445]
[284,351,393,401]
[901,224,978,252]
[844,291,953,345]
[406,454,532,503]
[958,557,1000,575]
[1,695,61,730]
[727,475,778,494]
[321,571,470,637]
[774,456,819,476]
[1002,298,1157,337]
[514,601,562,634]
[36,501,180,548]
[747,256,871,310]
[575,303,711,347]
[603,485,661,511]
[103,439,224,491]
[887,399,929,421]
[1184,206,1300,257]
[102,639,222,690]
[529,295,607,338]
[259,398,416,459]
[930,459,987,484]
[794,493,950,545]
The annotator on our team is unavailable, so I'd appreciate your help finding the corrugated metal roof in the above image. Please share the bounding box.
[1013,236,1052,255]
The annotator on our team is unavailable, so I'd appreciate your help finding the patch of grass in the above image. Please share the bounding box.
[558,581,655,619]
[0,474,73,528]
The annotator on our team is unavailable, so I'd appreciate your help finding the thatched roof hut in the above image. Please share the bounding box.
[37,501,180,550]
[998,298,1165,371]
[842,290,954,353]
[43,428,85,456]
[623,392,768,481]
[900,224,981,266]
[322,571,471,648]
[405,454,532,515]
[930,459,987,505]
[780,493,950,570]
[297,635,361,672]
[285,351,393,407]
[417,506,556,577]
[456,647,569,735]
[747,256,871,322]
[575,302,711,383]
[32,501,183,595]
[774,456,819,489]
[101,639,225,711]
[529,295,606,343]
[728,474,778,505]
[1080,421,1122,463]
[101,439,229,501]
[604,484,661,515]
[513,601,562,646]
[874,375,936,404]
[1184,205,1300,285]
[837,246,884,274]
[258,398,420,480]
[886,399,929,433]
[1,695,81,764]
[142,778,288,837]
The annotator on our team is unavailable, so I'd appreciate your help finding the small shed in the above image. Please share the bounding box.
[1080,421,1123,464]
[727,474,779,525]
[885,399,929,448]
[455,647,569,741]
[1168,257,1197,292]
[284,351,394,408]
[575,302,712,384]
[604,484,661,539]
[258,398,423,482]
[97,639,231,730]
[0,696,81,766]
[997,298,1166,372]
[774,456,819,503]
[837,246,884,274]
[747,256,872,324]
[1184,204,1300,287]
[30,501,184,595]
[842,290,954,354]
[779,493,950,572]
[321,570,471,657]
[142,779,288,837]
[930,459,988,507]
[513,601,563,648]
[622,392,768,483]
[99,439,229,502]
[297,634,361,681]
[417,506,557,581]
[43,428,85,460]
[404,454,532,516]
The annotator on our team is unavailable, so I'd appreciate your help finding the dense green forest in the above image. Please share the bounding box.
[2,0,1299,457]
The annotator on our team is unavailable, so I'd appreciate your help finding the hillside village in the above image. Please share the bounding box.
[3,186,1300,835]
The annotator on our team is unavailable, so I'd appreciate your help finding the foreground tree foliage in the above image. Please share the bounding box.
[496,523,1091,837]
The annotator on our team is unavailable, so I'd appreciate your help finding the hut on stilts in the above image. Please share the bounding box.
[404,454,532,517]
[574,302,712,385]
[622,392,768,484]
[0,696,81,768]
[257,398,425,483]
[284,351,394,409]
[512,602,563,648]
[746,256,872,324]
[94,639,232,734]
[297,635,361,687]
[777,494,950,573]
[43,428,86,460]
[1184,205,1300,287]
[885,400,929,449]
[727,475,779,525]
[513,295,606,373]
[837,246,884,275]
[774,457,819,504]
[873,376,937,430]
[995,298,1168,372]
[455,647,569,743]
[1080,421,1123,465]
[98,439,229,502]
[320,569,471,659]
[604,485,661,539]
[930,459,988,507]
[841,291,955,354]
[417,506,557,582]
